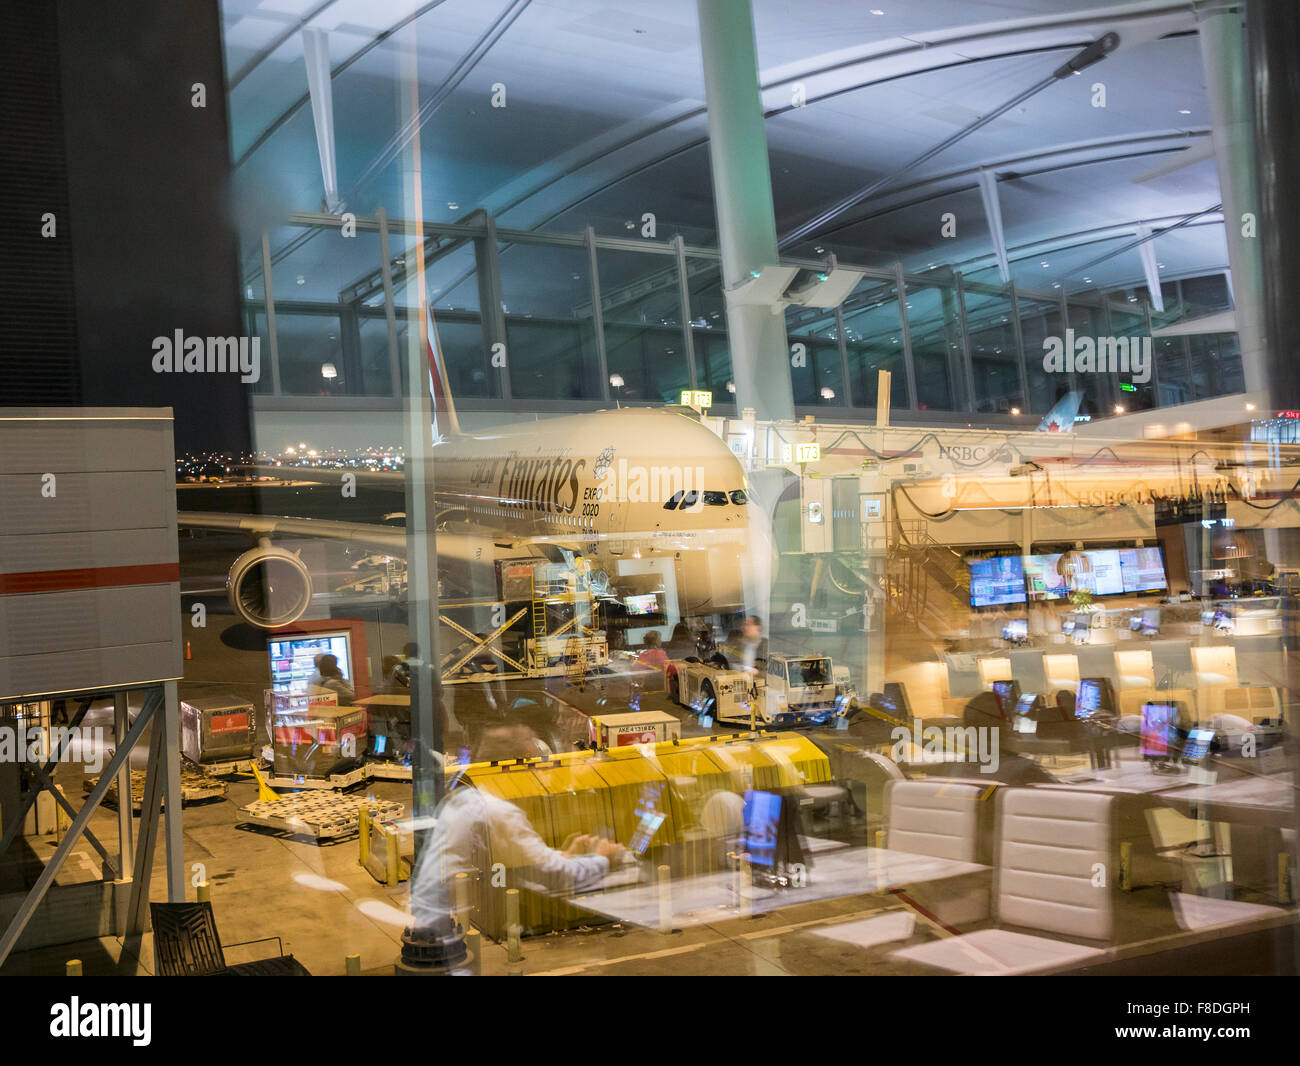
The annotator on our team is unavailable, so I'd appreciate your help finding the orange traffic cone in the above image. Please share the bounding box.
[185,641,193,660]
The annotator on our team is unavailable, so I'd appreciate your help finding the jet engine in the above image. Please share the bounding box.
[226,542,313,628]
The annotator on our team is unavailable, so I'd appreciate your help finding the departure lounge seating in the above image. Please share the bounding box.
[883,779,993,925]
[891,788,1174,974]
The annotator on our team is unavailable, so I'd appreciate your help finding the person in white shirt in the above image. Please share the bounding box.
[409,724,625,932]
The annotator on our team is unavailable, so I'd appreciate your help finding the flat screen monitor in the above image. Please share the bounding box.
[624,593,661,616]
[969,555,1026,608]
[1002,619,1028,642]
[1140,702,1181,758]
[1014,692,1040,716]
[740,790,782,868]
[1023,553,1070,601]
[991,679,1021,714]
[1119,546,1167,593]
[629,783,666,854]
[882,681,912,719]
[268,630,353,696]
[1182,728,1214,765]
[1075,679,1102,718]
[1082,549,1126,596]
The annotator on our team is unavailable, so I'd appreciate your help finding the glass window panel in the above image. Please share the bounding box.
[274,311,346,396]
[1066,300,1108,417]
[598,248,689,403]
[1016,296,1063,415]
[904,283,967,411]
[1107,305,1154,411]
[839,281,908,410]
[498,241,601,400]
[963,286,1022,413]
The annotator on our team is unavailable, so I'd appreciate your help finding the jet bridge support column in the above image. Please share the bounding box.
[1198,2,1267,397]
[697,0,793,637]
[695,0,793,425]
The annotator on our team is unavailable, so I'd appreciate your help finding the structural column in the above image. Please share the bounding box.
[1197,2,1267,397]
[696,0,793,423]
[1246,0,1300,407]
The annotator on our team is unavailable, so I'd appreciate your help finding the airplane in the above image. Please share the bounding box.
[1037,389,1085,433]
[179,307,762,630]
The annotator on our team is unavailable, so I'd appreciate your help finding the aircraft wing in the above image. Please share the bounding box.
[241,464,406,488]
[177,511,408,556]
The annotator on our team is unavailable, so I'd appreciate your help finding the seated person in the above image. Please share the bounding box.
[1056,689,1076,720]
[408,724,627,933]
[665,622,695,659]
[308,653,355,705]
[635,631,669,670]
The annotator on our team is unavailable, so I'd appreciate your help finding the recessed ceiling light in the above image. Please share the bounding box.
[1083,276,1092,283]
[1178,109,1191,115]
[870,8,885,14]
[447,201,459,210]
[1041,261,1049,268]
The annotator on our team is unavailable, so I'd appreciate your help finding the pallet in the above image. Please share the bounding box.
[84,764,229,810]
[239,792,404,842]
[364,760,412,781]
[261,764,371,791]
[182,755,254,777]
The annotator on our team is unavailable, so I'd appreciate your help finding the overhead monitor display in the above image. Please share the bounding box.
[268,631,353,696]
[1022,553,1069,601]
[624,593,662,616]
[968,555,1026,608]
[1079,549,1125,596]
[1119,546,1167,593]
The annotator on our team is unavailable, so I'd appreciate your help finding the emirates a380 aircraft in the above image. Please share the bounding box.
[180,309,762,628]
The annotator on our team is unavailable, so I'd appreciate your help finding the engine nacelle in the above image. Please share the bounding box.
[226,544,313,629]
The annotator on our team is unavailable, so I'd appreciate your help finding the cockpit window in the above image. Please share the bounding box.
[664,490,684,510]
[681,490,699,508]
[703,491,728,506]
[730,489,747,505]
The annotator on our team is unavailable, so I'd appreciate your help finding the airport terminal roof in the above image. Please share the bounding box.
[222,0,1226,304]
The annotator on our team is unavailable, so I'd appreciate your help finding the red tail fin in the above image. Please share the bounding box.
[424,302,461,439]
